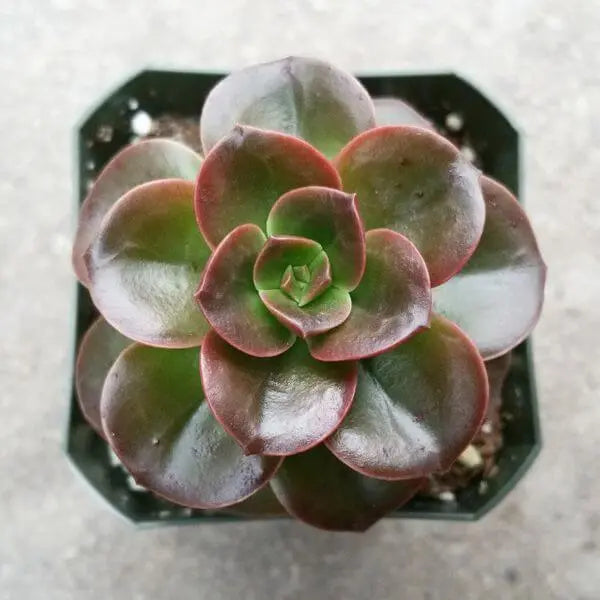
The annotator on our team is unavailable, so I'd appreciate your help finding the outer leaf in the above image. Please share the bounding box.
[221,484,287,517]
[85,179,211,348]
[195,224,295,357]
[308,229,431,361]
[267,186,366,291]
[75,317,130,438]
[199,56,376,158]
[101,344,282,509]
[195,126,341,248]
[73,139,202,285]
[259,288,351,338]
[200,331,357,456]
[253,235,322,291]
[270,445,424,531]
[336,126,485,286]
[433,176,547,359]
[325,315,489,479]
[372,97,434,130]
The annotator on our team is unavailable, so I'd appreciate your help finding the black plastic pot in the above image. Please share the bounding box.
[67,69,541,524]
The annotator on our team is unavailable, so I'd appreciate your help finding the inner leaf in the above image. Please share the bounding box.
[278,251,332,307]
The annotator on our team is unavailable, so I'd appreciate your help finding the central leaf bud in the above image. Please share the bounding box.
[280,250,332,307]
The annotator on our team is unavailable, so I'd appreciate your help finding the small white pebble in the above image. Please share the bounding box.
[85,179,95,192]
[438,491,456,502]
[131,111,153,136]
[158,510,171,519]
[182,508,193,517]
[445,112,463,131]
[461,145,477,162]
[457,444,483,469]
[96,124,113,142]
[128,97,140,110]
[478,480,489,494]
[481,421,493,434]
[85,159,95,170]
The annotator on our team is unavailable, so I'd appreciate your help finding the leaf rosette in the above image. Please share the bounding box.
[72,57,546,530]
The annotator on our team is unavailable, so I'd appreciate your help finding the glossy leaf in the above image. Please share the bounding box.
[267,186,366,291]
[253,235,323,291]
[73,139,202,285]
[75,317,130,438]
[259,287,352,338]
[85,179,211,348]
[195,125,341,248]
[195,224,295,357]
[101,344,281,509]
[433,177,547,359]
[270,445,424,531]
[221,484,287,517]
[373,97,434,130]
[200,56,376,158]
[326,315,488,479]
[200,331,357,456]
[336,126,485,286]
[308,229,431,361]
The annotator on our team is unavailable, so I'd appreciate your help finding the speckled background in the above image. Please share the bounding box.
[1,1,598,599]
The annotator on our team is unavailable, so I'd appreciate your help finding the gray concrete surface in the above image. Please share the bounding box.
[1,1,599,598]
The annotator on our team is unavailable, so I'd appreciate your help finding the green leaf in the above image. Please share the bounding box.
[259,288,352,338]
[433,177,546,359]
[200,331,357,456]
[85,179,211,348]
[336,126,485,286]
[73,139,201,285]
[372,97,434,129]
[325,315,488,479]
[200,56,376,158]
[253,235,323,291]
[270,445,424,531]
[75,317,130,438]
[195,125,341,248]
[267,186,366,291]
[101,344,282,509]
[308,229,431,361]
[196,224,295,357]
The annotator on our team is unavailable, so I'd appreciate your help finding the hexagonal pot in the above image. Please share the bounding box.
[66,69,541,524]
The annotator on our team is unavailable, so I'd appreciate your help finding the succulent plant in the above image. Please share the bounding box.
[72,57,546,531]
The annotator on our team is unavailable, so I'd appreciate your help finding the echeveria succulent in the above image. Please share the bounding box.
[72,57,546,531]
